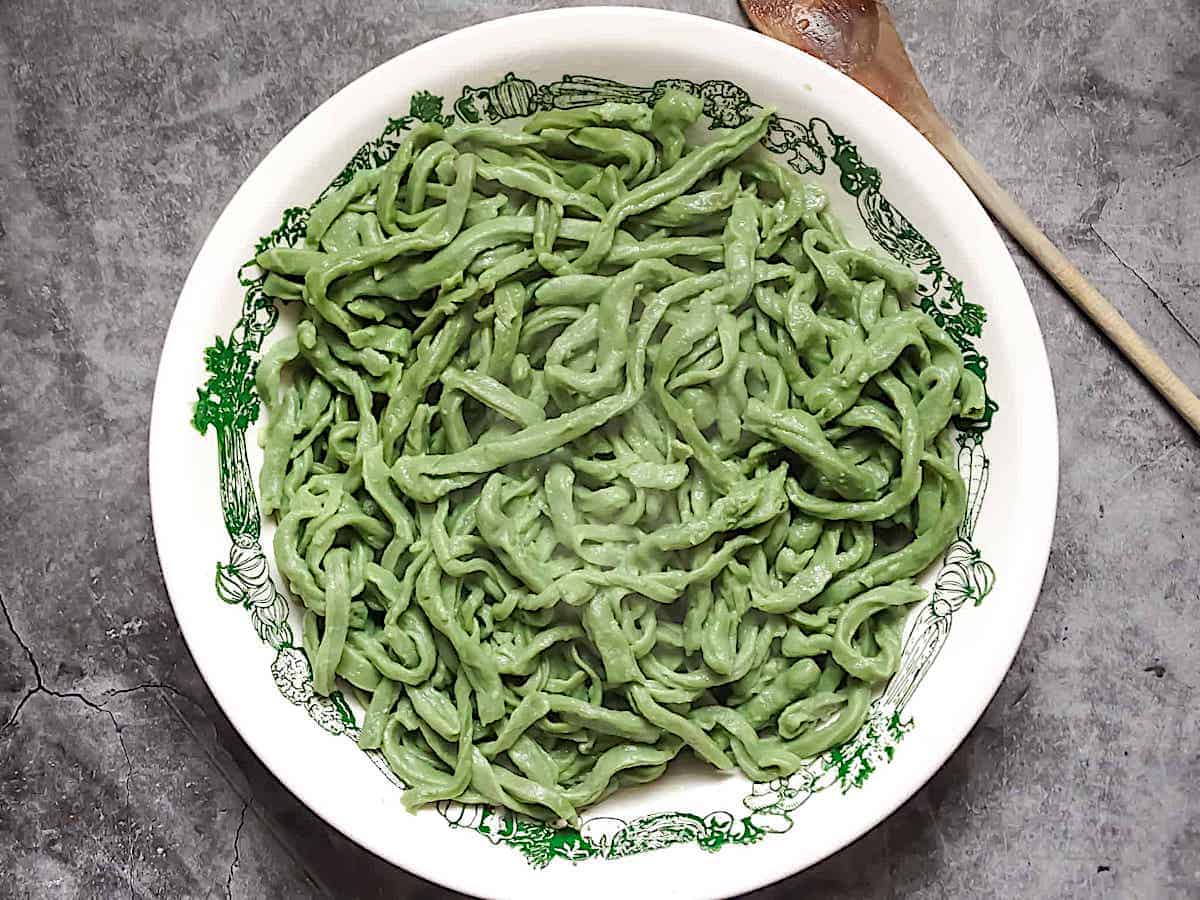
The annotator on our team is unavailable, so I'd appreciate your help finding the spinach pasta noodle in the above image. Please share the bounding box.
[254,90,986,825]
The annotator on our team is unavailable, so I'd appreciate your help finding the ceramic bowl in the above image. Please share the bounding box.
[150,8,1058,898]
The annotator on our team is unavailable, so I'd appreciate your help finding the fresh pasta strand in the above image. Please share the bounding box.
[255,89,986,825]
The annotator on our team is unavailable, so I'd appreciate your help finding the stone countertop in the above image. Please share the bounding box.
[1,1,1196,897]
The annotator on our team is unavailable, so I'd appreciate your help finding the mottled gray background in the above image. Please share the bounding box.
[1,0,1197,897]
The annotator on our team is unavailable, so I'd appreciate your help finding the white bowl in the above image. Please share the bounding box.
[149,8,1058,898]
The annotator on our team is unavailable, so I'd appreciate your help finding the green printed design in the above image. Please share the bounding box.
[191,73,996,868]
[326,91,455,195]
[193,336,260,539]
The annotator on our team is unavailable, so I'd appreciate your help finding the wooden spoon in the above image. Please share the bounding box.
[742,0,1200,434]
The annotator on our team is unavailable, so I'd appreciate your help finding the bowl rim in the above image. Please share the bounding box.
[149,6,1059,898]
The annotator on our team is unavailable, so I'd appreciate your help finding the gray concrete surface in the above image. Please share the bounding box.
[1,1,1197,897]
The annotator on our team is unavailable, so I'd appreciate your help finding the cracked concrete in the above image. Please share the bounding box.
[1090,225,1200,350]
[226,802,248,900]
[3,594,137,897]
[1,0,1197,898]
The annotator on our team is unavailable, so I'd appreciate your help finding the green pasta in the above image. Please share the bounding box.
[256,90,987,825]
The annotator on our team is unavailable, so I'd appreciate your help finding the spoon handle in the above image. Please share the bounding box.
[929,127,1200,434]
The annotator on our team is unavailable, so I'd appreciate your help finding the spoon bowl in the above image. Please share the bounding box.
[741,0,944,141]
[744,0,880,73]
